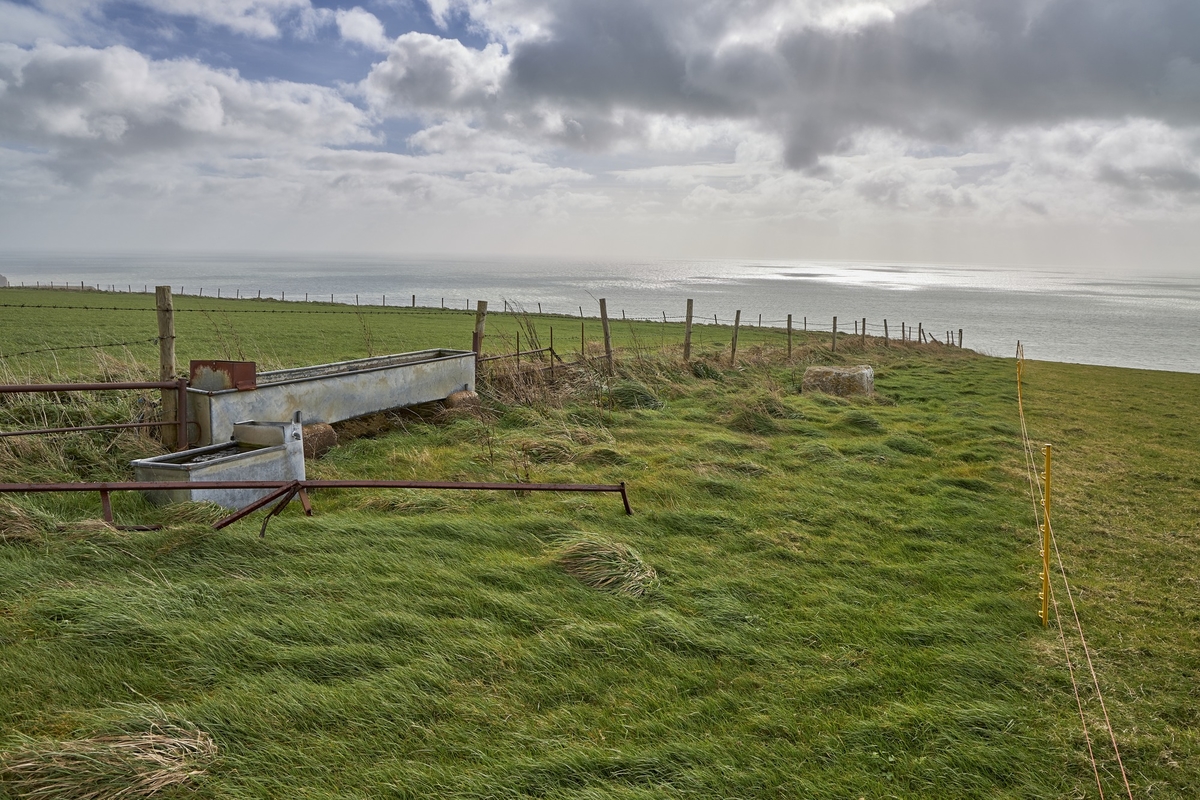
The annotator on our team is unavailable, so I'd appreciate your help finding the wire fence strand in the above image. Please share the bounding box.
[1015,343,1133,800]
[0,337,160,362]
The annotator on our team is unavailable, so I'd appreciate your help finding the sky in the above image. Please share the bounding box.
[0,0,1198,271]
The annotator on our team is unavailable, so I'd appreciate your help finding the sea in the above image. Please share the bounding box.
[1,253,1197,374]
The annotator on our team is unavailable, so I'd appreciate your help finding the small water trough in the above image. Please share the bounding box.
[187,349,475,446]
[131,418,306,509]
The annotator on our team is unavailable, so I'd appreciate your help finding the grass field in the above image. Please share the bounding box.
[0,287,793,379]
[1,288,1198,798]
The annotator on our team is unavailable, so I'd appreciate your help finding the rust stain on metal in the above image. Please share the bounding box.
[190,360,257,392]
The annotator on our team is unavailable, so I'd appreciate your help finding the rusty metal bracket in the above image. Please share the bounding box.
[258,483,301,538]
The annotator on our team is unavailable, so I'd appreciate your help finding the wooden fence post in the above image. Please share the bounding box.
[472,300,488,357]
[412,294,416,308]
[959,329,963,348]
[832,316,838,352]
[862,317,867,349]
[155,286,177,443]
[883,319,889,347]
[918,322,924,343]
[787,314,793,359]
[730,310,741,366]
[599,298,613,372]
[683,298,694,360]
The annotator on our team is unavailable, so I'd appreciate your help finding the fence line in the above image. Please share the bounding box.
[0,306,960,340]
[2,286,967,367]
[1015,343,1132,800]
[2,286,963,337]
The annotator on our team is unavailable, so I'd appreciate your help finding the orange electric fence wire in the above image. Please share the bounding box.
[1015,343,1133,800]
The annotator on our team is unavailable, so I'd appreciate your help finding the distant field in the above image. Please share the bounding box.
[1,289,1197,798]
[0,287,796,378]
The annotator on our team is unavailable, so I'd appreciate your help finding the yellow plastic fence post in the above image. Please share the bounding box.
[1040,444,1052,626]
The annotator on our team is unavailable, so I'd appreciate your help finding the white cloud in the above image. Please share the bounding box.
[130,0,313,38]
[362,32,507,114]
[335,6,389,51]
[0,1,73,45]
[1,0,1199,265]
[0,43,375,182]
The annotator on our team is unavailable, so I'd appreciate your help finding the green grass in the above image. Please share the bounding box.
[2,288,1199,797]
[0,287,799,379]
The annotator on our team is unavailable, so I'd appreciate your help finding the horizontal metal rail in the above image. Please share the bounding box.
[0,379,189,451]
[477,347,554,364]
[0,420,174,438]
[0,381,179,393]
[0,478,633,536]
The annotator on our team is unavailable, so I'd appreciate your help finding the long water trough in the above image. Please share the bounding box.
[187,349,475,446]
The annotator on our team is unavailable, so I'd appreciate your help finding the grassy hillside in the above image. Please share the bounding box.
[1,289,1198,798]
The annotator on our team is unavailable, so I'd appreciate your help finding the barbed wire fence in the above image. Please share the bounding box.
[0,283,968,372]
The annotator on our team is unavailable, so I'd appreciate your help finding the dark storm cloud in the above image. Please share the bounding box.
[495,0,1200,166]
[508,0,738,116]
[769,0,1200,164]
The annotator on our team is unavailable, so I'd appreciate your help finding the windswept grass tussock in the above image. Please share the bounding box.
[0,707,216,800]
[606,380,664,410]
[555,537,658,597]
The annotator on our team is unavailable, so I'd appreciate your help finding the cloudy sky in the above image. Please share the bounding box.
[1,0,1198,270]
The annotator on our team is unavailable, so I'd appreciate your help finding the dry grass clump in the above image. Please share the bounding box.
[0,708,217,800]
[555,537,658,597]
[511,438,575,464]
[361,492,467,515]
[154,501,228,527]
[0,499,46,544]
[57,519,122,540]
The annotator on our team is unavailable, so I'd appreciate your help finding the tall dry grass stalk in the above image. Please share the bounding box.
[0,709,217,800]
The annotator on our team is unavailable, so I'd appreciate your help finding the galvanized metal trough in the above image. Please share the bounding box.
[131,417,306,509]
[187,350,475,446]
